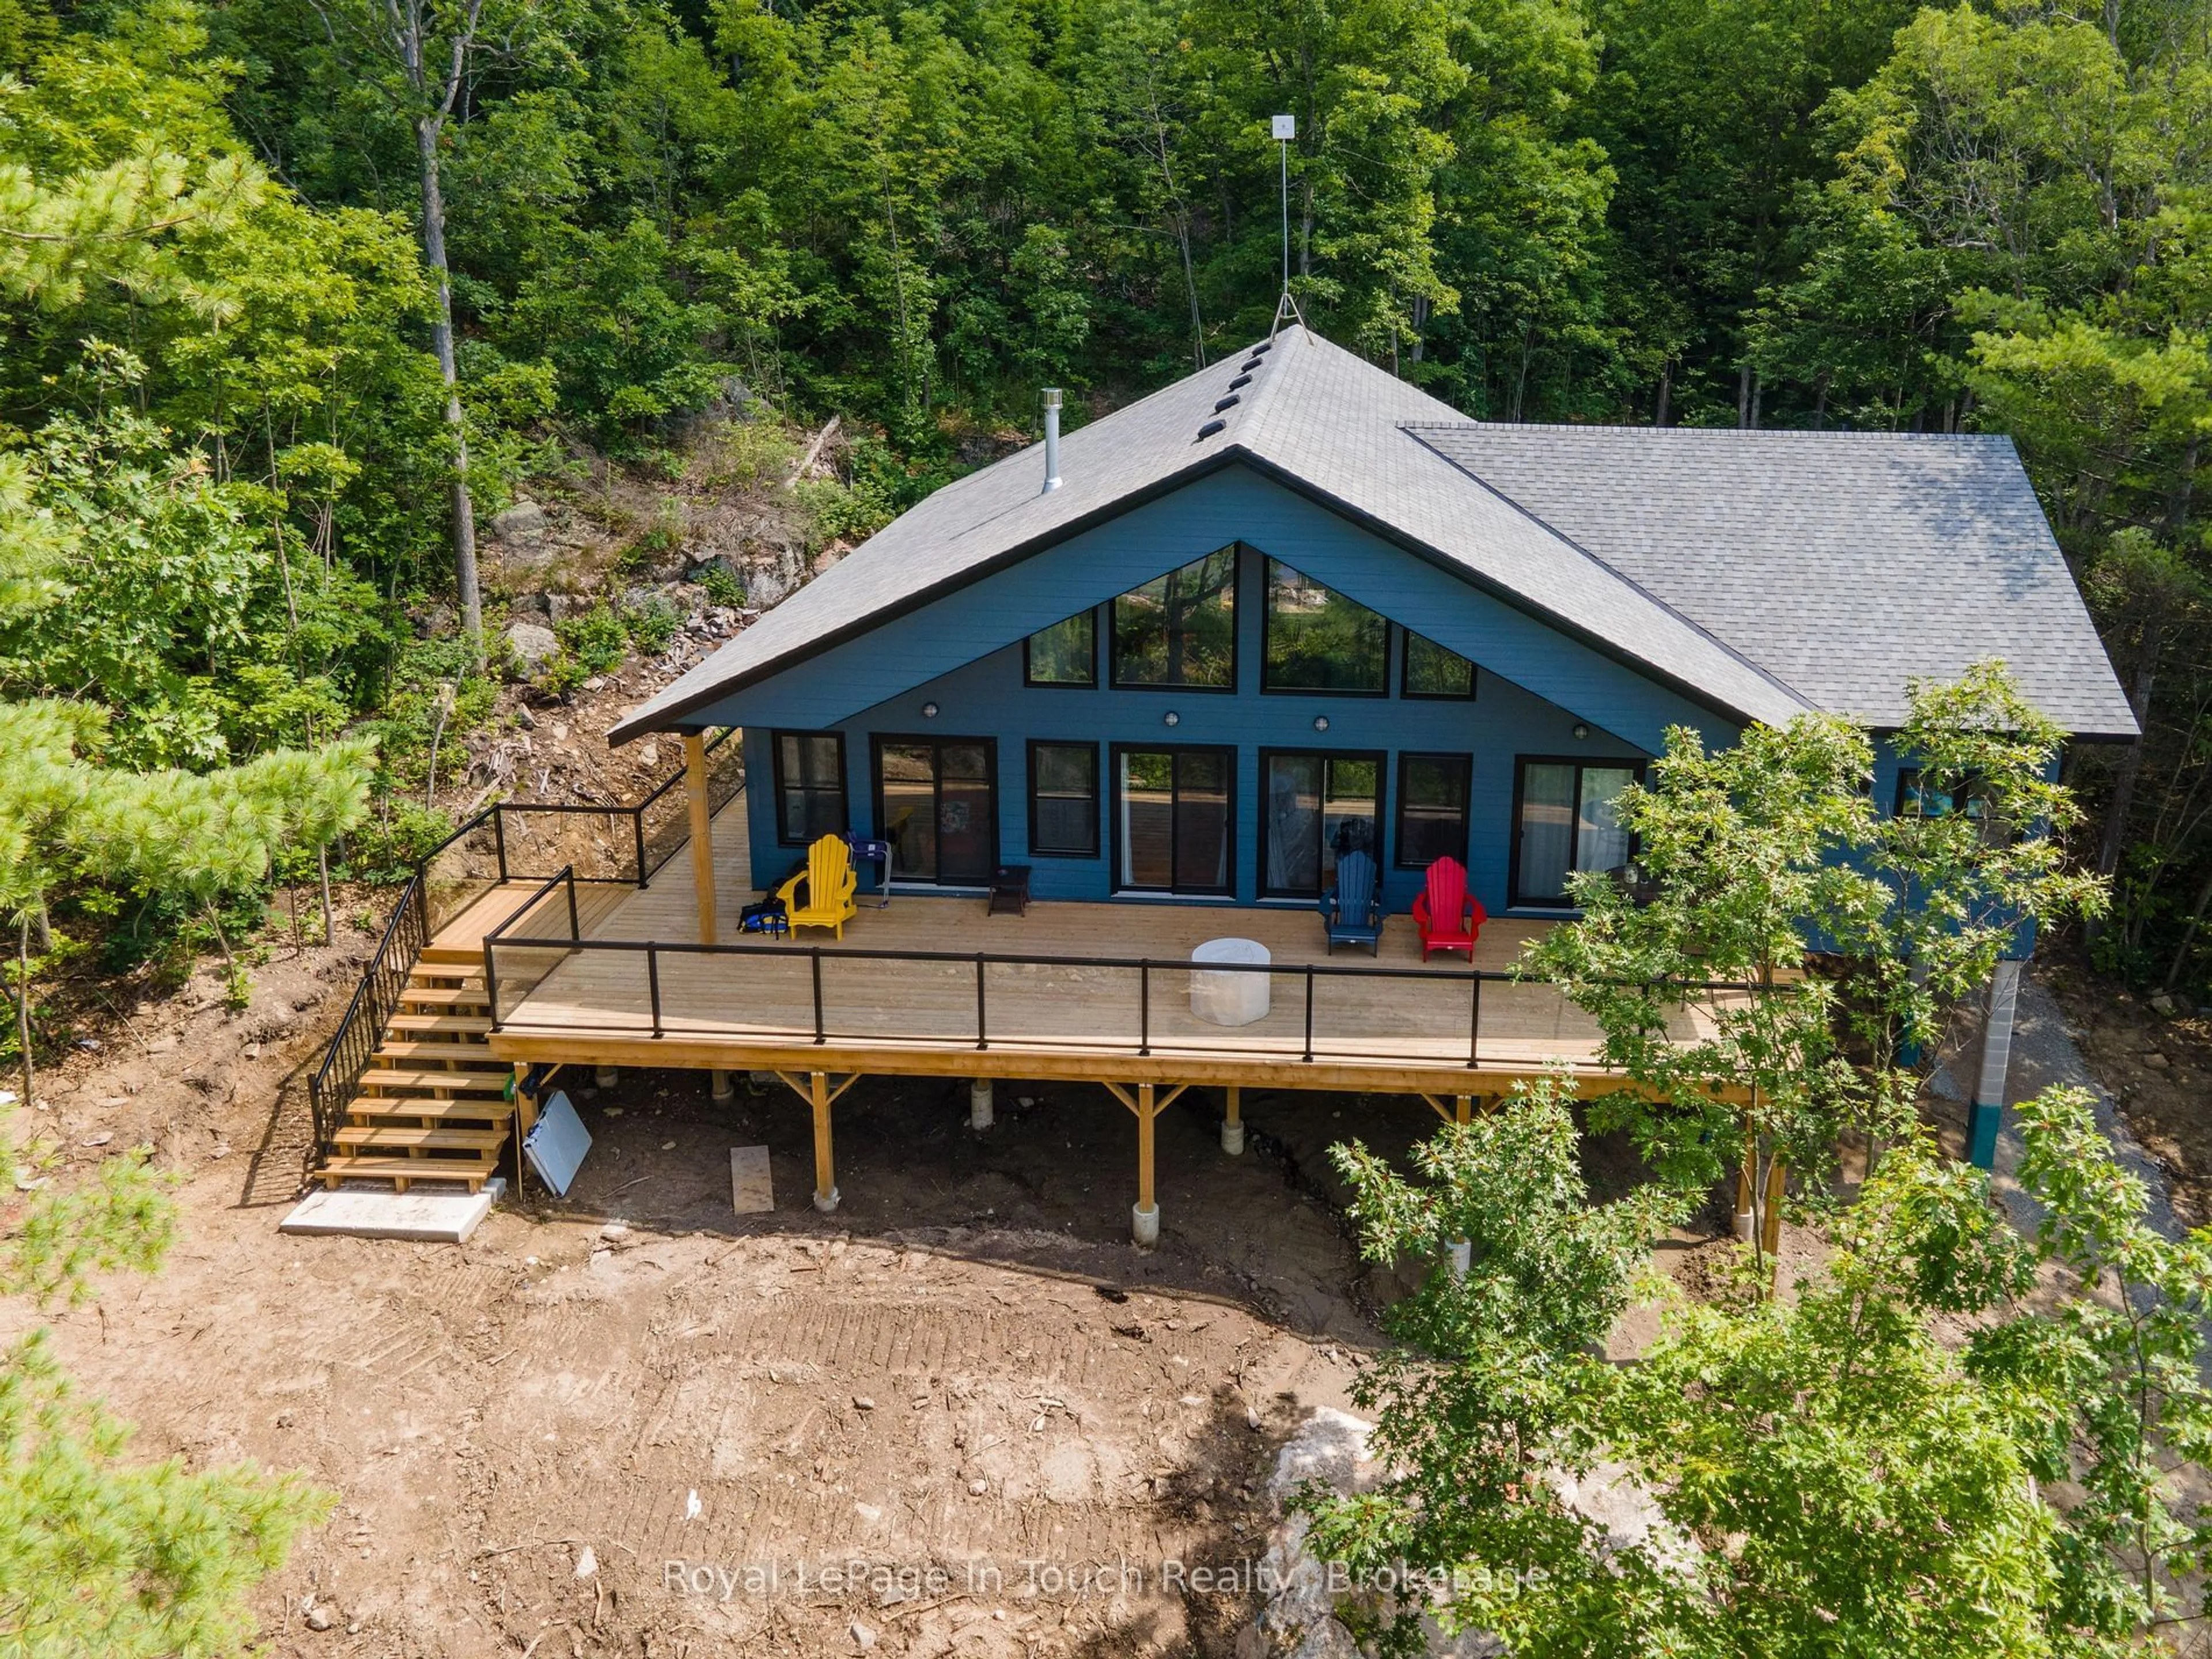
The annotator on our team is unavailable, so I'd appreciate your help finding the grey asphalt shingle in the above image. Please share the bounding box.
[1411,423,2135,733]
[611,326,2134,741]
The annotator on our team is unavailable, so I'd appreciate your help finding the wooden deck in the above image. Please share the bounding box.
[483,791,1731,1098]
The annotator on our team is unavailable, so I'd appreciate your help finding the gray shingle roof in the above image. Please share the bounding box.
[1410,423,2135,734]
[612,325,2134,741]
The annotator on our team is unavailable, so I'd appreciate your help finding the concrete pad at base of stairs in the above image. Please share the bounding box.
[281,1177,506,1243]
[730,1145,774,1214]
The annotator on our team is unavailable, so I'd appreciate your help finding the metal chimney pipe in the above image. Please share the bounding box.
[1042,388,1062,493]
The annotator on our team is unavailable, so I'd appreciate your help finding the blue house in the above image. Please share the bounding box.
[612,325,2132,924]
[302,323,2130,1217]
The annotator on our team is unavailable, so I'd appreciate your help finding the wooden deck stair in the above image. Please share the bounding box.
[315,960,514,1193]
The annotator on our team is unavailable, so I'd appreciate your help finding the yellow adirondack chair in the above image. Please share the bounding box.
[777,834,858,939]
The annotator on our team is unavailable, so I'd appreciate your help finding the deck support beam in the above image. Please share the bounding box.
[1221,1085,1243,1156]
[808,1071,837,1211]
[1104,1081,1180,1246]
[1134,1083,1158,1246]
[685,732,717,946]
[772,1070,859,1213]
[1419,1092,1478,1125]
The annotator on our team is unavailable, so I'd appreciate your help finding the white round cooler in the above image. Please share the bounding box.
[1189,937,1272,1026]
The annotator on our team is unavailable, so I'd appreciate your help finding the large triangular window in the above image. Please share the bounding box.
[1110,547,1238,690]
[1262,558,1387,693]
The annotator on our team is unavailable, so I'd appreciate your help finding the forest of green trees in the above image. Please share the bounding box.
[0,0,2205,982]
[3,0,2209,1642]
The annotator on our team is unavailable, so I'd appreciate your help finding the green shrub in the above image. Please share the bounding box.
[623,592,681,653]
[341,801,456,883]
[698,564,745,609]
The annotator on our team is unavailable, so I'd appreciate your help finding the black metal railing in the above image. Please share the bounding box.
[418,729,741,934]
[481,927,1767,1073]
[305,732,743,1163]
[306,872,429,1158]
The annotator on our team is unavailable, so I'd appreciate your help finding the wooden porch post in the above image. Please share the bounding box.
[1133,1084,1160,1246]
[1221,1085,1244,1155]
[685,732,717,946]
[1733,1123,1756,1242]
[1453,1094,1472,1126]
[809,1070,838,1213]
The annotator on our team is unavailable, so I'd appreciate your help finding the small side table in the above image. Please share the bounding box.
[987,864,1033,916]
[847,835,892,908]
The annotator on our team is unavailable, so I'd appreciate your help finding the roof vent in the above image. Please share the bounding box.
[1041,388,1063,494]
[1196,418,1227,439]
[1214,395,1240,412]
[1229,374,1252,390]
[1241,358,1263,373]
[1250,340,1272,354]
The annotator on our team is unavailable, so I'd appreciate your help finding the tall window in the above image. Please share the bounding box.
[1262,559,1387,693]
[774,731,848,846]
[1111,547,1238,690]
[1024,611,1096,687]
[1513,759,1639,907]
[1113,747,1233,894]
[1260,751,1382,897]
[1028,741,1099,858]
[1402,631,1476,699]
[1396,753,1471,869]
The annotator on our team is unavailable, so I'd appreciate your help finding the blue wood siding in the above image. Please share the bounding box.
[719,479,1752,916]
[690,467,1744,749]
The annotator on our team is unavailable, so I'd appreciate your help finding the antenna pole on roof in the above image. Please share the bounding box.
[1271,114,1303,339]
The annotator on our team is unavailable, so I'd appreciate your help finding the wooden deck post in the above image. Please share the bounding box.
[1759,1154,1785,1259]
[685,732,717,946]
[1454,1094,1472,1125]
[1132,1083,1160,1246]
[809,1070,838,1213]
[1221,1085,1244,1156]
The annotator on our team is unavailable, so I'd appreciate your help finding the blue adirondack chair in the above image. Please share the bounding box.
[1320,849,1384,955]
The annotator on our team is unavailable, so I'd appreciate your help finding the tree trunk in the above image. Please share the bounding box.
[319,844,335,946]
[1737,361,1753,428]
[2094,611,2164,899]
[15,914,32,1113]
[414,115,483,669]
[1656,362,1671,427]
[2164,863,2212,992]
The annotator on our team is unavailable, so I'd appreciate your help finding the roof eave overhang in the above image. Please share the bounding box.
[605,446,1253,745]
[609,444,1801,746]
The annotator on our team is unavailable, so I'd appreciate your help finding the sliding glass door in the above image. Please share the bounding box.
[1113,747,1233,895]
[1513,759,1638,906]
[873,737,997,885]
[1260,751,1382,897]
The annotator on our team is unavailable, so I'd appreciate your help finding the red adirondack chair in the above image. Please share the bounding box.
[1412,857,1486,961]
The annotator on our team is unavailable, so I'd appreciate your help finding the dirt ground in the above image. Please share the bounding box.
[2039,955,2212,1227]
[0,921,1398,1659]
[3,888,1762,1659]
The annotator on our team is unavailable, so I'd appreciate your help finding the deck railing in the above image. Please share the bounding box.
[482,872,1766,1071]
[304,732,742,1164]
[306,871,430,1158]
[417,729,740,934]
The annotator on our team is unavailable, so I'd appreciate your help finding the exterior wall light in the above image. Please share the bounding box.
[1571,721,1590,740]
[1312,714,1331,733]
[1164,710,1181,727]
[922,702,940,718]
